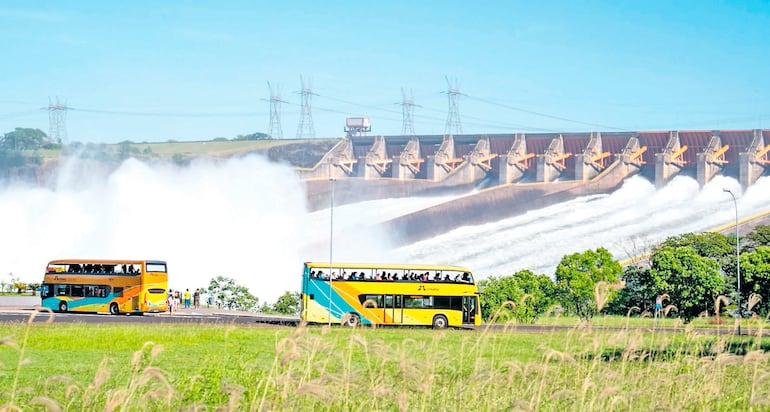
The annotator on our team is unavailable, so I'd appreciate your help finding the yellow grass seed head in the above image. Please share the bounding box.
[104,389,127,412]
[64,383,81,399]
[397,391,409,412]
[29,396,61,412]
[296,381,330,400]
[349,334,367,347]
[0,337,19,351]
[714,295,730,315]
[748,293,763,311]
[92,357,111,390]
[510,399,532,411]
[744,350,768,364]
[594,281,612,312]
[664,305,678,317]
[549,389,577,401]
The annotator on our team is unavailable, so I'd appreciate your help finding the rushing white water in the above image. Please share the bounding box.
[0,155,308,304]
[1,153,768,303]
[387,174,770,277]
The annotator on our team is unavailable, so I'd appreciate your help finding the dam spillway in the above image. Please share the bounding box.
[299,129,770,244]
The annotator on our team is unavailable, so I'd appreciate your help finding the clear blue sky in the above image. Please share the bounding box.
[1,1,769,143]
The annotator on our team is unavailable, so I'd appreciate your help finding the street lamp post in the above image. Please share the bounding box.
[328,177,336,327]
[723,188,741,335]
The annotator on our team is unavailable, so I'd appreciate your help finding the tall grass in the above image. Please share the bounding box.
[1,311,769,411]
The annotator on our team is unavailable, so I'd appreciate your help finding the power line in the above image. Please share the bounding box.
[68,107,266,118]
[464,94,630,131]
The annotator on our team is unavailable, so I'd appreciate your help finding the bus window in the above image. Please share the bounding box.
[433,296,451,309]
[114,287,124,297]
[359,294,383,308]
[146,263,167,273]
[404,296,426,308]
[71,285,84,297]
[55,285,69,296]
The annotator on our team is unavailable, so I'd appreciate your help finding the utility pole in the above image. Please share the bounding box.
[443,76,463,136]
[397,87,418,136]
[265,82,286,139]
[296,76,317,139]
[48,97,69,143]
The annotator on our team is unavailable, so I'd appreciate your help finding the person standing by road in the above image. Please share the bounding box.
[183,289,191,309]
[193,288,200,309]
[167,290,175,314]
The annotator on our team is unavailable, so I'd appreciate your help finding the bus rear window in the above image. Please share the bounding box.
[148,288,166,294]
[146,263,167,273]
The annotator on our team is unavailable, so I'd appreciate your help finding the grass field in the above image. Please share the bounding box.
[126,139,338,157]
[2,312,770,411]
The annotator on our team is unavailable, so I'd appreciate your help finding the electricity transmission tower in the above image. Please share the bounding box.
[48,97,69,143]
[296,76,317,139]
[397,87,418,136]
[443,76,463,136]
[265,82,286,139]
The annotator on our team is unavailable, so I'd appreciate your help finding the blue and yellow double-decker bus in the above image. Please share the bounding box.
[41,259,168,315]
[301,262,480,329]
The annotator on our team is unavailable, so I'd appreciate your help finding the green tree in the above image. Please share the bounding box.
[234,132,269,141]
[744,225,770,253]
[657,232,734,261]
[207,276,259,311]
[605,264,656,315]
[649,246,725,321]
[478,270,555,323]
[554,247,621,320]
[272,291,300,315]
[658,232,737,297]
[740,246,770,314]
[1,127,49,151]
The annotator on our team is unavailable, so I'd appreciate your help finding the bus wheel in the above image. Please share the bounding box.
[432,315,448,329]
[344,313,360,327]
[59,301,68,312]
[109,303,120,315]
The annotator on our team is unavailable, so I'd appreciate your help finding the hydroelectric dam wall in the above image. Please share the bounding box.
[299,129,770,244]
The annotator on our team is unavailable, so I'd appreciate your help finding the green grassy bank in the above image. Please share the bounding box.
[2,316,770,411]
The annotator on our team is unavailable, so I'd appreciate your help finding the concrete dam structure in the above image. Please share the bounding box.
[300,129,770,244]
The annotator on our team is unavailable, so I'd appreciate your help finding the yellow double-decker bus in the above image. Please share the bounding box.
[41,259,168,315]
[301,262,480,329]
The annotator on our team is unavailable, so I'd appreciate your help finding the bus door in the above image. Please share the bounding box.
[384,295,403,324]
[462,296,477,325]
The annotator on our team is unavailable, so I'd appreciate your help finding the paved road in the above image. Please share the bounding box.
[0,295,299,326]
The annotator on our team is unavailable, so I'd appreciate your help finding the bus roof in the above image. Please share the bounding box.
[304,262,472,272]
[47,259,166,265]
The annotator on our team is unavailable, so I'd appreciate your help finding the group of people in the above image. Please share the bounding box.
[309,270,473,284]
[166,288,202,314]
[48,263,141,275]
